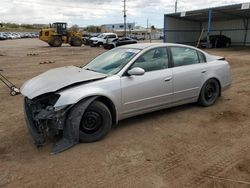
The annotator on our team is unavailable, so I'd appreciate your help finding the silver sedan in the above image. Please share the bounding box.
[21,43,232,153]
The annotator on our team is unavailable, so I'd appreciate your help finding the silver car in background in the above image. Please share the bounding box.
[21,43,231,153]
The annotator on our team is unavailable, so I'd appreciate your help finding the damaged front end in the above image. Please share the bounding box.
[24,93,72,153]
[24,93,97,154]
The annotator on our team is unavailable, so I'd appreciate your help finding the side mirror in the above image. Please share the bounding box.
[127,67,145,76]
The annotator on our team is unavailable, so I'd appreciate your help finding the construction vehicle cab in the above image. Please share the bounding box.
[52,22,67,36]
[39,22,83,47]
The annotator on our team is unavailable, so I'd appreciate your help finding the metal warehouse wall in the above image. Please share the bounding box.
[164,17,201,45]
[201,19,250,45]
[164,15,250,46]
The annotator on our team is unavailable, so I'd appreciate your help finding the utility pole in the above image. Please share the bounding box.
[123,0,127,36]
[147,19,149,41]
[175,0,178,13]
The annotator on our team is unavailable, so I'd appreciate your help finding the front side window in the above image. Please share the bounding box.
[130,47,168,72]
[171,47,199,67]
[108,35,116,38]
[84,48,141,75]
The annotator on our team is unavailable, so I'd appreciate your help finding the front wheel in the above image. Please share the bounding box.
[50,36,62,47]
[198,79,220,107]
[70,37,82,47]
[79,101,112,142]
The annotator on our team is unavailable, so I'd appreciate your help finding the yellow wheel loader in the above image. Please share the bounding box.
[39,22,83,47]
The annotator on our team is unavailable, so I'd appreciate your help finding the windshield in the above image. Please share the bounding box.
[84,48,141,75]
[97,34,104,38]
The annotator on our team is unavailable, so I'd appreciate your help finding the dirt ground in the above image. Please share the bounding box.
[0,39,250,188]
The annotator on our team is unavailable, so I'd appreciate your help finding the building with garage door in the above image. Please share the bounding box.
[164,3,250,46]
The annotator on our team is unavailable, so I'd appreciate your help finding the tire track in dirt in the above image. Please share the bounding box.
[74,117,250,187]
[148,120,250,187]
[183,138,250,187]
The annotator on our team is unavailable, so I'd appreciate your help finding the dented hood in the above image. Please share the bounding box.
[21,66,107,99]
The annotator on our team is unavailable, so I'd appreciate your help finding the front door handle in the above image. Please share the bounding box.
[165,77,172,82]
[201,70,207,73]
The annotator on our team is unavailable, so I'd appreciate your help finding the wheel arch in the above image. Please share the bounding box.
[201,77,222,96]
[95,96,118,125]
[71,95,118,125]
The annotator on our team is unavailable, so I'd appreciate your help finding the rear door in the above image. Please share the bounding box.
[170,46,208,103]
[121,47,173,117]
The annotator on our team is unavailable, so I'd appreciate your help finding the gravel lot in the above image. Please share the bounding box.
[0,39,250,188]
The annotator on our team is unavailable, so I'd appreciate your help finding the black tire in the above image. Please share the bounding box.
[97,42,103,47]
[198,79,220,107]
[70,37,82,46]
[79,101,112,142]
[48,42,53,47]
[109,44,115,49]
[50,36,62,47]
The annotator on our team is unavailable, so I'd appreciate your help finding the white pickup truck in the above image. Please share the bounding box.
[89,33,118,47]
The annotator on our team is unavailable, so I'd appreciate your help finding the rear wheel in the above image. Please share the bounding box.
[70,37,82,46]
[50,36,62,47]
[198,79,220,107]
[79,101,112,142]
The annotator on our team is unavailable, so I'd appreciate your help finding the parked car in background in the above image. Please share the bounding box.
[0,32,39,41]
[89,33,118,47]
[21,43,231,153]
[82,34,91,45]
[199,35,231,48]
[0,33,8,40]
[103,37,137,49]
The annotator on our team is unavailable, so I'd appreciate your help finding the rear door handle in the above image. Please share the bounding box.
[165,77,172,82]
[201,70,207,73]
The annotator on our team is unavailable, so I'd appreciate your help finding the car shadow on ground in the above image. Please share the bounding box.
[114,103,201,130]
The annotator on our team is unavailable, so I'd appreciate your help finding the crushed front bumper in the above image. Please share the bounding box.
[24,97,46,146]
[24,97,66,148]
[23,96,98,154]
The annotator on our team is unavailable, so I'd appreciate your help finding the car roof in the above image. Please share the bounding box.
[118,43,198,50]
[102,33,117,35]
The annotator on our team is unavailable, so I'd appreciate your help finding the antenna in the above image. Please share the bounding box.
[123,0,127,36]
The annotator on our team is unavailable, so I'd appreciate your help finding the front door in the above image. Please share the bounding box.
[121,47,173,117]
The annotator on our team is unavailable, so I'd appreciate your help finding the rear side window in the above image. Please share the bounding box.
[171,47,199,67]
